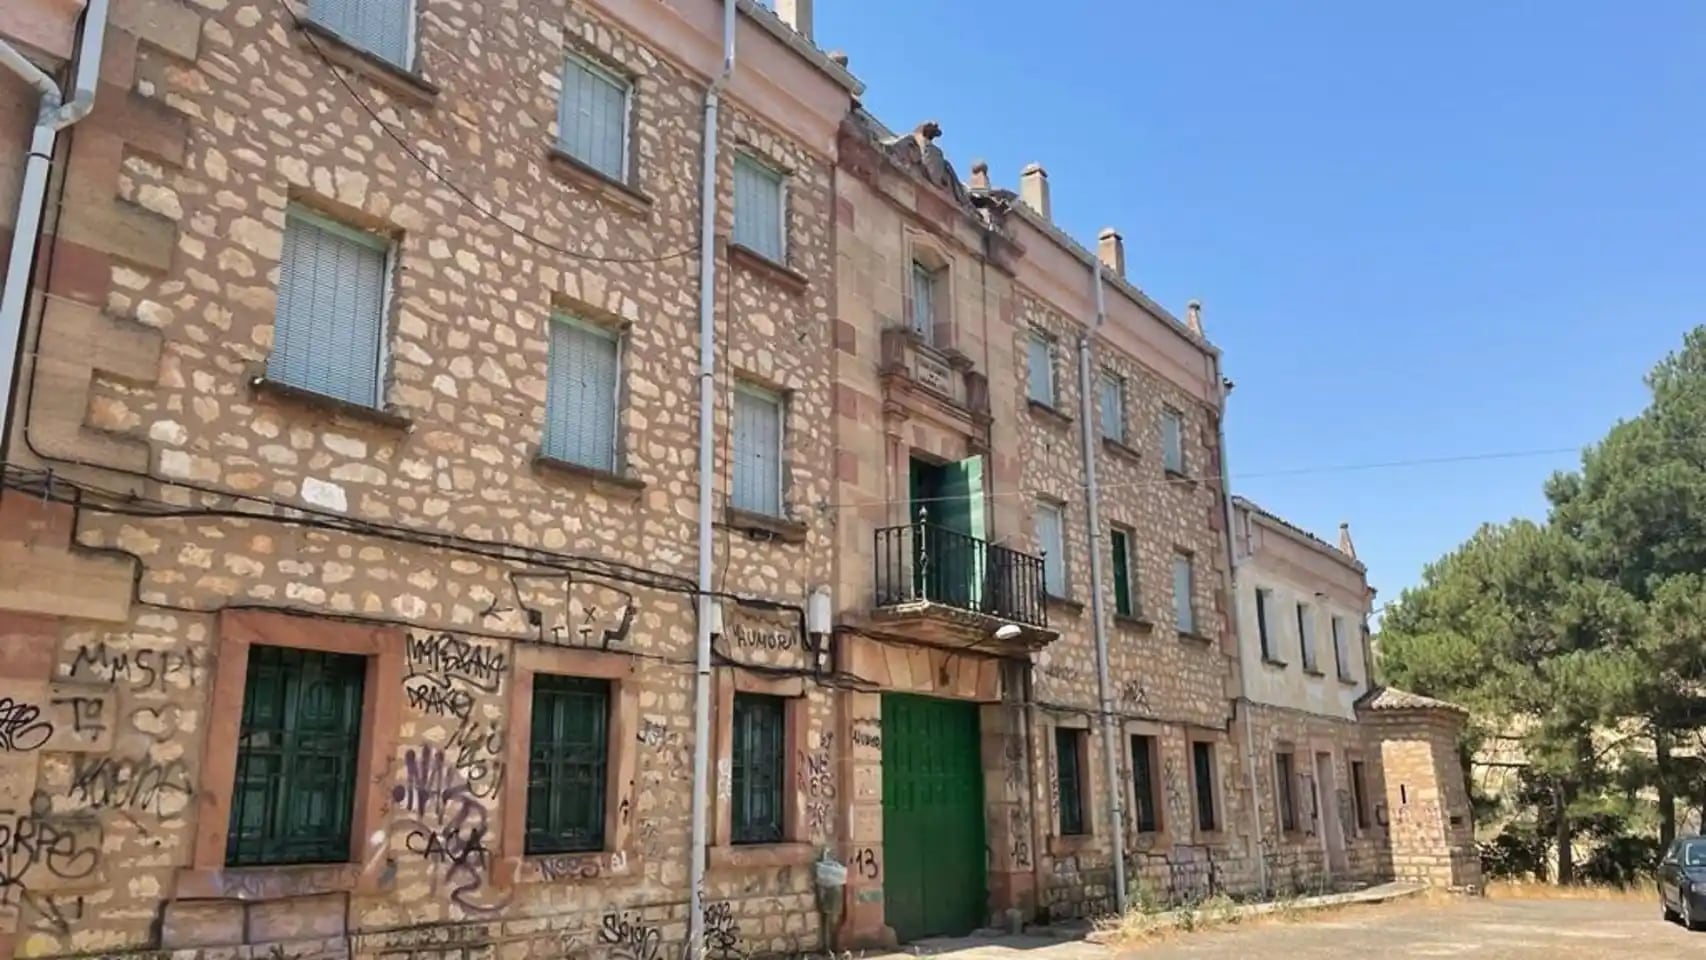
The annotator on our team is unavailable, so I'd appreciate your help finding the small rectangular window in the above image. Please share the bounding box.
[1351,760,1371,831]
[1275,751,1298,832]
[910,261,936,343]
[1297,603,1318,671]
[1332,615,1353,680]
[1110,526,1136,618]
[1172,552,1195,635]
[731,693,786,844]
[1130,734,1159,833]
[558,55,630,180]
[733,154,786,262]
[1026,332,1056,406]
[1192,741,1217,832]
[1098,372,1124,442]
[732,384,784,516]
[226,645,367,867]
[1256,588,1275,661]
[1161,408,1185,474]
[544,316,620,472]
[526,675,610,854]
[1055,727,1086,836]
[1037,500,1066,597]
[309,0,414,68]
[270,208,392,409]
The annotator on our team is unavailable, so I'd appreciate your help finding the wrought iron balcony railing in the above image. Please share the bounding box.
[873,521,1048,629]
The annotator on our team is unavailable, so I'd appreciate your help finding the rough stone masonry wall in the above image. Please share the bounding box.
[1364,710,1482,890]
[1011,287,1251,917]
[0,0,842,958]
[1241,702,1392,893]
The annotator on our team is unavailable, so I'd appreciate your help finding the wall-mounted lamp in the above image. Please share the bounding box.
[994,623,1022,641]
[707,599,725,636]
[807,586,832,635]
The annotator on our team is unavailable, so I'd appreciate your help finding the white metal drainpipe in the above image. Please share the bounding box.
[0,0,110,457]
[688,0,736,956]
[1076,261,1127,914]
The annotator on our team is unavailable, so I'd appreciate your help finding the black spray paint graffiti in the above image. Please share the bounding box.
[0,698,52,752]
[510,573,637,650]
[1118,679,1152,715]
[69,643,205,691]
[704,901,741,960]
[404,632,505,719]
[391,746,507,914]
[68,754,193,816]
[23,891,85,935]
[1008,806,1032,868]
[800,745,835,838]
[599,910,661,960]
[850,717,881,750]
[850,846,880,881]
[0,801,102,908]
[448,715,505,800]
[536,848,626,881]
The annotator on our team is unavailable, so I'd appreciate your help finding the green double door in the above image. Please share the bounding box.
[881,694,987,942]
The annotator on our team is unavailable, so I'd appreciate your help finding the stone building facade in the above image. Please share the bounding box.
[829,111,1255,943]
[0,1,862,958]
[0,3,1483,960]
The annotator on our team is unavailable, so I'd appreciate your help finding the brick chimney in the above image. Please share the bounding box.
[1185,299,1203,335]
[776,0,813,41]
[969,160,990,193]
[1339,522,1357,559]
[1019,163,1050,221]
[1097,228,1124,279]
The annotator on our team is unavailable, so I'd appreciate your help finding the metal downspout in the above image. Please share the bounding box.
[688,1,736,956]
[0,0,109,456]
[1077,261,1127,913]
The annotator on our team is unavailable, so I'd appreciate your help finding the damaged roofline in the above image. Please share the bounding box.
[1235,496,1368,575]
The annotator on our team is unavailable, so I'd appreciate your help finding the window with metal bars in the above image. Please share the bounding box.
[1130,734,1160,833]
[1192,741,1218,832]
[1055,726,1086,836]
[225,645,367,867]
[731,694,786,844]
[525,675,610,854]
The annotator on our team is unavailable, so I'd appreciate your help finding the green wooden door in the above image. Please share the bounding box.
[882,694,987,942]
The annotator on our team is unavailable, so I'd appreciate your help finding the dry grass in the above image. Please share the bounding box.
[1093,886,1464,949]
[1483,878,1656,901]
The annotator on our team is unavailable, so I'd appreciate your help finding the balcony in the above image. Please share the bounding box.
[871,522,1056,653]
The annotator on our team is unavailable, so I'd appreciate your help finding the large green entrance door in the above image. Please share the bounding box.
[882,694,987,942]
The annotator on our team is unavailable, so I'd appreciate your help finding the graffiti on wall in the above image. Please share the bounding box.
[404,631,506,720]
[391,746,508,913]
[599,909,661,960]
[509,574,637,651]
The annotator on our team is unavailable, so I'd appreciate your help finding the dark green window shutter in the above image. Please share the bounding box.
[1110,528,1133,617]
[732,693,786,844]
[1055,727,1085,836]
[226,645,367,867]
[1130,735,1159,833]
[526,675,610,854]
[1192,741,1217,832]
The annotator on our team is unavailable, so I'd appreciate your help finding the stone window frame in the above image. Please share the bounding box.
[1346,751,1373,838]
[177,610,404,900]
[903,232,956,349]
[498,644,640,885]
[1186,729,1230,844]
[1273,741,1304,837]
[1122,720,1167,844]
[709,669,817,867]
[1046,714,1097,856]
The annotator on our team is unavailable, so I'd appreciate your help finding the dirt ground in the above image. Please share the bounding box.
[1112,895,1697,959]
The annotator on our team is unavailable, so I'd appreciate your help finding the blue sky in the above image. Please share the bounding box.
[816,1,1706,603]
